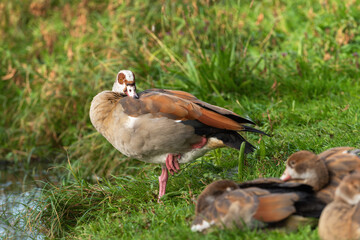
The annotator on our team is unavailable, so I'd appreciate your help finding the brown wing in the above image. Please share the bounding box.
[318,147,354,160]
[324,150,360,178]
[252,193,298,222]
[218,189,259,214]
[167,90,255,125]
[319,150,360,203]
[160,89,199,101]
[224,186,298,223]
[141,89,255,125]
[215,188,297,226]
[214,189,260,229]
[191,189,259,231]
[120,91,247,131]
[317,179,340,204]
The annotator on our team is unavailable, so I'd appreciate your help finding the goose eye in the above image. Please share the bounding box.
[118,73,126,84]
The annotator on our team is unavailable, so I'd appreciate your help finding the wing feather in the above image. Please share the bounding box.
[253,193,298,222]
[124,91,248,130]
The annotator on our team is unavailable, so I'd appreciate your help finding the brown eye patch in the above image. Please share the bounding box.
[294,162,308,174]
[118,73,126,84]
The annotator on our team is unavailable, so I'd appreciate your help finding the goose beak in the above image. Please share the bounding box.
[126,85,139,99]
[280,168,291,181]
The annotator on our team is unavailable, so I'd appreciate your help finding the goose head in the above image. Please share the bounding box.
[280,150,329,191]
[112,70,138,98]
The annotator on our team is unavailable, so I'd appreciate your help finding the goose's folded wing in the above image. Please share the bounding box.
[162,89,256,125]
[140,89,256,124]
[325,151,360,178]
[318,147,354,160]
[121,92,249,131]
[253,193,298,222]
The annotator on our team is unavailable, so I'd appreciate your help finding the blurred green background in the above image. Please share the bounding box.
[1,0,360,238]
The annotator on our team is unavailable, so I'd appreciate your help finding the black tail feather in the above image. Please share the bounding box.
[242,125,270,136]
[181,119,267,153]
[238,180,326,218]
[212,132,255,153]
[293,193,326,218]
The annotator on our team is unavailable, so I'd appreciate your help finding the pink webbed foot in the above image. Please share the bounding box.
[165,153,181,176]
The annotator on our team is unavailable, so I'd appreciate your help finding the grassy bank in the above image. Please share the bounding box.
[1,0,360,238]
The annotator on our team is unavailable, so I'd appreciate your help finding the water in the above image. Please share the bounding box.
[0,162,59,239]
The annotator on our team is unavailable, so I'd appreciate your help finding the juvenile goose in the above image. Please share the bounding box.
[90,70,266,200]
[191,179,324,232]
[318,173,360,240]
[280,147,360,203]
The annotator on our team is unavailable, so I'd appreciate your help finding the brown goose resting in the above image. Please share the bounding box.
[90,70,266,201]
[280,147,360,203]
[318,173,360,240]
[191,179,324,232]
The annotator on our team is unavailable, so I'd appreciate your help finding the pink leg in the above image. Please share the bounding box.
[158,165,168,202]
[158,137,207,202]
[192,137,207,149]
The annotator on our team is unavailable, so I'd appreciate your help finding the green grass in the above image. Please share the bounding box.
[1,0,360,238]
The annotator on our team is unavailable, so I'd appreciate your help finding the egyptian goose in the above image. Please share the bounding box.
[318,173,360,240]
[191,179,324,232]
[280,147,360,203]
[90,70,266,201]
